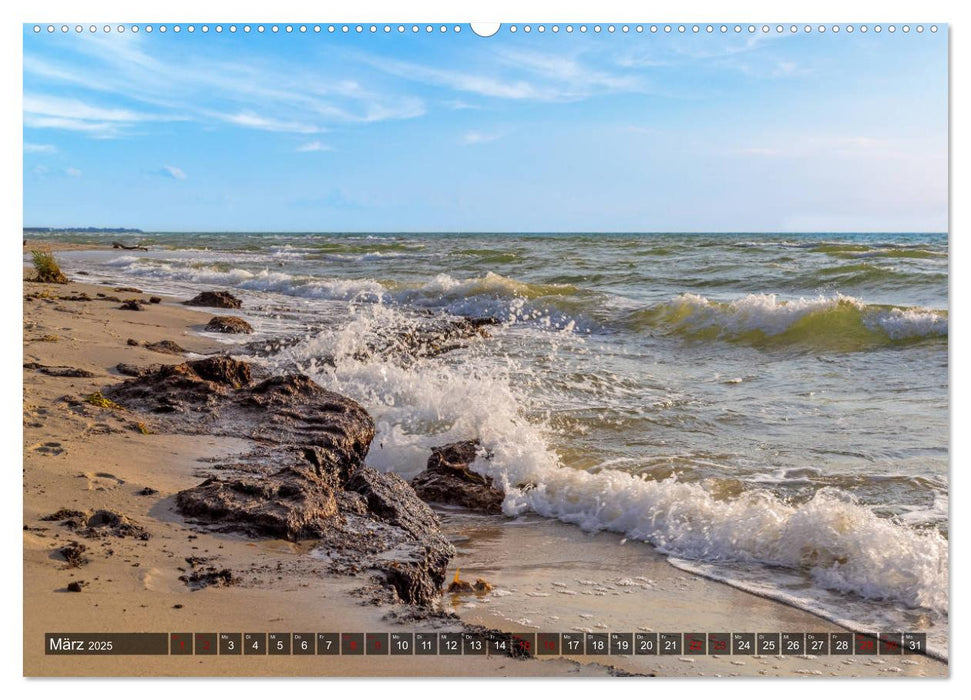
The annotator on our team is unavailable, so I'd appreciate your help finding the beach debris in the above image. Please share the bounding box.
[130,422,153,435]
[114,286,143,293]
[137,487,159,496]
[144,339,186,355]
[66,580,87,592]
[119,298,143,311]
[178,557,238,590]
[24,291,92,302]
[184,290,242,309]
[23,362,95,378]
[205,315,254,334]
[149,296,162,304]
[84,391,124,410]
[474,578,494,593]
[58,542,88,568]
[41,508,86,523]
[80,510,151,540]
[44,507,148,540]
[30,250,68,284]
[411,440,504,514]
[126,338,140,346]
[448,569,475,593]
[111,241,148,251]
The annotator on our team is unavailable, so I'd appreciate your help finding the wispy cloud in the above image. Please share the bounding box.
[296,140,333,153]
[24,32,425,140]
[159,165,187,180]
[24,142,57,153]
[24,93,167,137]
[462,130,503,145]
[361,47,648,103]
[217,112,323,135]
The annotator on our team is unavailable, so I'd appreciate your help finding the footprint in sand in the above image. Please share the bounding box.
[83,422,114,437]
[31,442,64,456]
[80,472,126,491]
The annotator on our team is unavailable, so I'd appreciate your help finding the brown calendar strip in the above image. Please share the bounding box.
[46,632,928,656]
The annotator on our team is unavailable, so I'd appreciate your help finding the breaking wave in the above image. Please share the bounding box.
[629,293,947,350]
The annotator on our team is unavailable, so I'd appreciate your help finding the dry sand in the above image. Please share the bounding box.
[21,261,948,678]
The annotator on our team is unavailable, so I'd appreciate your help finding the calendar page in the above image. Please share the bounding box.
[21,16,949,680]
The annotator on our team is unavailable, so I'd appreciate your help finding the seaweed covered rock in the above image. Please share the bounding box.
[411,441,504,514]
[206,316,254,334]
[184,290,242,309]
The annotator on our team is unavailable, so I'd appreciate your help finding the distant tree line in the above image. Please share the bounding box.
[24,227,144,234]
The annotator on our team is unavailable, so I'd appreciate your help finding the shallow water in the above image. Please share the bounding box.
[43,231,949,656]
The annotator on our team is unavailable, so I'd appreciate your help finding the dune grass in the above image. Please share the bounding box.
[31,250,69,284]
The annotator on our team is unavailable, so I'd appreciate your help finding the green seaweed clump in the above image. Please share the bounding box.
[85,391,123,410]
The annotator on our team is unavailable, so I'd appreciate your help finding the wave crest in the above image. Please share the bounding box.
[629,293,946,350]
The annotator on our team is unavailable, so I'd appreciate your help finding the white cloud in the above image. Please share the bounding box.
[160,165,187,180]
[24,142,57,153]
[362,47,649,104]
[463,130,503,145]
[64,167,82,177]
[24,93,166,137]
[218,112,323,135]
[296,141,333,153]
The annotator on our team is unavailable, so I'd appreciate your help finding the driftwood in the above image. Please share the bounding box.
[112,241,148,251]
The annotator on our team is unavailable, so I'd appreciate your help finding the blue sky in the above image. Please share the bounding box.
[23,25,947,232]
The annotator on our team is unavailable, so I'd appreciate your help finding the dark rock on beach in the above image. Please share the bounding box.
[411,440,504,514]
[176,465,340,540]
[184,290,242,309]
[144,340,185,355]
[115,362,163,378]
[102,355,454,606]
[365,315,500,361]
[23,362,95,378]
[119,299,142,311]
[205,315,254,334]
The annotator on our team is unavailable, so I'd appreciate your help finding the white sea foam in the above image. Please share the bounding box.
[104,258,585,325]
[280,301,949,621]
[866,306,949,340]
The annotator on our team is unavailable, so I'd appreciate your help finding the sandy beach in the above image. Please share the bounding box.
[22,244,948,678]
